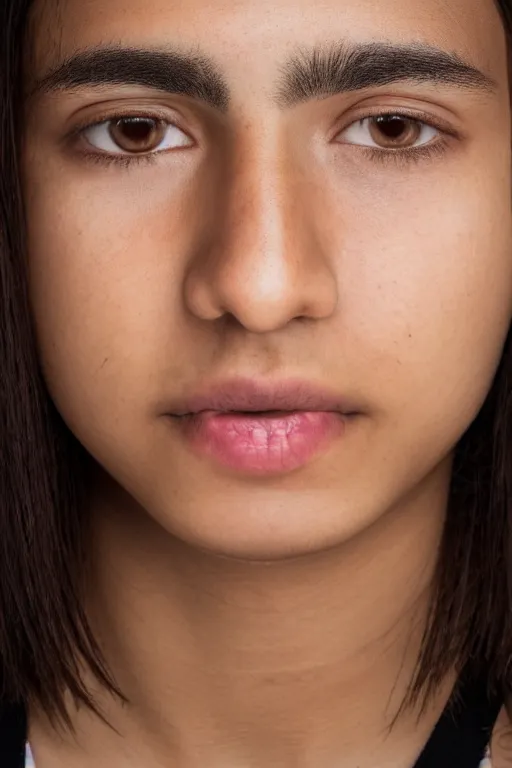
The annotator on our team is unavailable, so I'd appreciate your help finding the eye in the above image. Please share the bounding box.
[81,116,193,155]
[336,114,439,150]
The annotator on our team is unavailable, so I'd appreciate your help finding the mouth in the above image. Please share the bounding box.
[177,409,304,417]
[165,378,361,475]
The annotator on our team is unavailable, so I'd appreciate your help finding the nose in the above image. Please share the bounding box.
[183,137,338,333]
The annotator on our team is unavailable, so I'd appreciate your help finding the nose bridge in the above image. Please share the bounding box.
[227,134,294,283]
[184,128,338,332]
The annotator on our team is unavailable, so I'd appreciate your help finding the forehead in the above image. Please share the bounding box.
[27,0,507,91]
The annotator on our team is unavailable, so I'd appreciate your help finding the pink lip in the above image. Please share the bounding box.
[176,410,346,474]
[167,378,359,417]
[166,378,359,475]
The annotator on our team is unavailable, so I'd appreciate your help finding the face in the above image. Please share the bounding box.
[21,0,512,559]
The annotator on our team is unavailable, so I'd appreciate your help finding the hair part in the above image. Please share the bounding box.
[0,0,511,736]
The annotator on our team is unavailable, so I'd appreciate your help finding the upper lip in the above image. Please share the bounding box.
[167,378,360,416]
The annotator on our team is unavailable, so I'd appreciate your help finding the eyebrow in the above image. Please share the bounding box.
[29,41,498,112]
[29,47,231,111]
[276,41,498,106]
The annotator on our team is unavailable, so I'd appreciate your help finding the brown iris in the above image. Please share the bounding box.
[108,117,167,153]
[368,115,422,148]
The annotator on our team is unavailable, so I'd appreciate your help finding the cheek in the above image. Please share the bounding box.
[333,171,512,460]
[23,167,191,439]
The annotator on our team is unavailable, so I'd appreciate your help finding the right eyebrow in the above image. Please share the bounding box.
[28,40,498,114]
[27,46,231,112]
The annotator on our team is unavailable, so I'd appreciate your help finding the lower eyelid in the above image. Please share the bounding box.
[359,137,450,167]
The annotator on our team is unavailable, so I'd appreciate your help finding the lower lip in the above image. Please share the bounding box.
[173,410,346,475]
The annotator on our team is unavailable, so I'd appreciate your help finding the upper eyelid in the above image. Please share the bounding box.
[72,114,176,134]
[337,115,439,139]
[72,108,450,137]
[65,106,194,141]
[334,109,458,138]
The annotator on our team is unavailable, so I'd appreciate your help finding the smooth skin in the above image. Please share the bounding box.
[21,0,512,765]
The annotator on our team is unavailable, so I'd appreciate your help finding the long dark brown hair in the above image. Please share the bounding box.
[1,0,512,736]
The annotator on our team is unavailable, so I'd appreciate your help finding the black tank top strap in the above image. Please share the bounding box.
[0,700,27,768]
[413,665,503,767]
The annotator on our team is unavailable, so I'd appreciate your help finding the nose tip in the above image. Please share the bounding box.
[185,250,335,332]
[183,161,338,333]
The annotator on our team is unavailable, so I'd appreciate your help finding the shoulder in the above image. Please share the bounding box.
[489,695,512,766]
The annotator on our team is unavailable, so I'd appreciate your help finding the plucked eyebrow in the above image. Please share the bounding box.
[28,40,498,112]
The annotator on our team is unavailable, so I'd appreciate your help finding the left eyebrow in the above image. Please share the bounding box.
[274,41,498,107]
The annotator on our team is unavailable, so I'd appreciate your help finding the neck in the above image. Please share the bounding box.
[28,460,457,768]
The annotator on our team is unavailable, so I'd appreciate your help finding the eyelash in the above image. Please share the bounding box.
[69,109,454,170]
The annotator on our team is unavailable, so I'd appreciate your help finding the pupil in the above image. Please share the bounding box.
[119,118,153,141]
[375,115,407,140]
[110,118,160,152]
